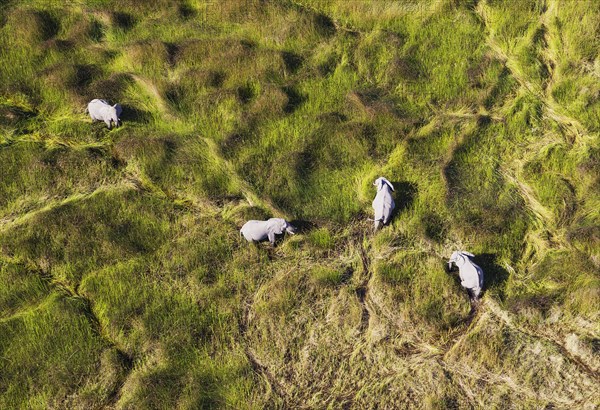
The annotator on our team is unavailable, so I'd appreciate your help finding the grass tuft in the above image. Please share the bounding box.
[1,0,599,407]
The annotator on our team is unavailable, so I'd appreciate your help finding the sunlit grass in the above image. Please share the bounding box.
[0,0,599,407]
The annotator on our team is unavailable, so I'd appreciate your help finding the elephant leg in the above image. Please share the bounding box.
[268,232,276,246]
[373,220,381,232]
[466,288,474,300]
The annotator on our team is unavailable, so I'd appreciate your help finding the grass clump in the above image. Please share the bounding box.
[0,258,49,319]
[307,227,335,250]
[114,131,238,198]
[3,8,60,45]
[310,265,348,287]
[1,0,600,407]
[0,293,118,409]
[0,189,172,286]
[507,250,600,324]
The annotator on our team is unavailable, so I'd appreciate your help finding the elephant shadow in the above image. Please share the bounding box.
[472,253,510,298]
[289,219,316,234]
[390,181,418,219]
[119,104,153,124]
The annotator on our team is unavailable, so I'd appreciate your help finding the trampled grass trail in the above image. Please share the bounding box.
[0,0,598,408]
[128,69,289,217]
[0,181,136,233]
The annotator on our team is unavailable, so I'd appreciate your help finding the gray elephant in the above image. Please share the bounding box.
[448,251,484,301]
[240,218,296,246]
[372,176,395,231]
[87,99,122,129]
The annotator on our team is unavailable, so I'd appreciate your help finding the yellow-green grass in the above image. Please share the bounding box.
[0,0,599,408]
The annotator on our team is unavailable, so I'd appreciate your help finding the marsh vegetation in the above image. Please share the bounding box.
[0,0,598,408]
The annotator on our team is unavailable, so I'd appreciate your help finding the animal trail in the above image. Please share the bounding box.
[485,299,600,383]
[475,0,591,144]
[201,137,286,217]
[355,238,374,334]
[239,296,289,404]
[0,181,136,234]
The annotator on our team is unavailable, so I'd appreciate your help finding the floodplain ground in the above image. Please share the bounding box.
[0,0,599,408]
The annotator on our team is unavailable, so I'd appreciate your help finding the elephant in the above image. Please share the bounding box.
[87,99,122,129]
[448,251,484,301]
[372,176,395,231]
[240,218,296,246]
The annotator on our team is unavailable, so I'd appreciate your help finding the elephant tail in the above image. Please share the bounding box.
[366,217,383,232]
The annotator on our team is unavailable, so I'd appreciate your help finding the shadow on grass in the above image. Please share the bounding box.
[289,219,316,234]
[313,13,336,37]
[35,10,60,41]
[282,86,306,114]
[0,105,37,127]
[120,105,153,124]
[339,266,354,285]
[74,64,102,89]
[111,12,136,30]
[178,3,195,19]
[282,51,303,74]
[208,71,226,88]
[86,73,135,103]
[473,253,510,299]
[392,181,417,213]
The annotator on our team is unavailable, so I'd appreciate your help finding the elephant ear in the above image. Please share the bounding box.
[375,177,394,191]
[382,177,394,191]
[374,177,385,190]
[460,251,475,258]
[113,104,122,117]
[279,219,289,232]
[268,218,285,234]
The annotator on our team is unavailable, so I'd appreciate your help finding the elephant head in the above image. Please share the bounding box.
[373,176,394,192]
[105,104,122,129]
[269,218,296,235]
[448,251,475,270]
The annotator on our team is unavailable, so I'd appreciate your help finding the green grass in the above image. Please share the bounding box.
[0,0,599,408]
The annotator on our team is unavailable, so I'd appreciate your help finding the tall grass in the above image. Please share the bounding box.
[0,0,599,408]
